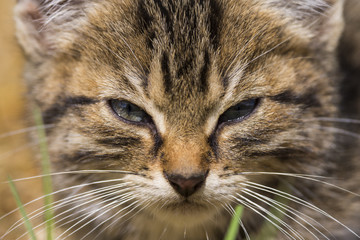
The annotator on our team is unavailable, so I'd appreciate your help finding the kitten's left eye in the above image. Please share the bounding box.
[109,99,152,124]
[218,98,259,124]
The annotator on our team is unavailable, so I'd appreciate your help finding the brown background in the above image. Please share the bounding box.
[0,0,42,237]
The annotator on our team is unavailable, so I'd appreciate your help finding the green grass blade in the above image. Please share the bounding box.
[224,205,244,240]
[8,176,37,240]
[33,107,54,240]
[253,184,290,240]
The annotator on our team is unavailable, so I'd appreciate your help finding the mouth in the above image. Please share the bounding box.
[149,199,220,227]
[165,199,207,210]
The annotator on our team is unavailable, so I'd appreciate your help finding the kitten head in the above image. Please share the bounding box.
[15,0,345,236]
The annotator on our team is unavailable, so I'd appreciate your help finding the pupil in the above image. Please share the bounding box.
[126,103,132,113]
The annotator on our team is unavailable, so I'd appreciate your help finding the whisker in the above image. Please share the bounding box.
[237,172,360,197]
[5,182,133,239]
[224,28,264,76]
[239,193,303,240]
[56,194,140,240]
[247,189,333,238]
[241,188,324,240]
[231,194,296,240]
[246,186,332,237]
[91,197,148,240]
[304,117,360,125]
[0,142,39,162]
[242,181,360,238]
[0,124,54,139]
[3,169,138,184]
[245,37,292,67]
[309,125,360,139]
[225,202,250,240]
[158,224,168,240]
[117,34,146,76]
[51,185,134,227]
[0,177,130,224]
[204,227,209,240]
[53,191,137,235]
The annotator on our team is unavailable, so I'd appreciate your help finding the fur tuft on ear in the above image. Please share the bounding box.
[14,0,89,61]
[262,0,344,53]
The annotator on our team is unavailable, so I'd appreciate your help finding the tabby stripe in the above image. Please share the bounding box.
[208,0,222,49]
[96,137,141,148]
[152,131,163,156]
[137,0,155,49]
[43,96,98,124]
[232,137,268,147]
[270,90,321,108]
[62,152,132,163]
[161,52,172,93]
[154,0,174,42]
[245,148,311,160]
[199,50,210,93]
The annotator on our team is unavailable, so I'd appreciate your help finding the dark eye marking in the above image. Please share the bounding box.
[270,90,320,108]
[109,99,153,124]
[43,96,98,125]
[218,98,259,125]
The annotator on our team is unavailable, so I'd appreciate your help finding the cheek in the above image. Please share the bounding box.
[48,120,157,173]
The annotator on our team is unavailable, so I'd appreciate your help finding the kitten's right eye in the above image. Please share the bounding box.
[218,98,259,124]
[109,100,152,124]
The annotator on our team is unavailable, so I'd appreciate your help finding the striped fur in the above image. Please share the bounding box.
[12,0,360,239]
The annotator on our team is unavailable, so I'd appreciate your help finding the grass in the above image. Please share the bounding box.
[224,184,290,240]
[8,108,54,239]
[34,107,54,240]
[224,205,245,240]
[8,176,37,240]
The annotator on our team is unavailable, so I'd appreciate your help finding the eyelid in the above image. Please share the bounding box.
[108,99,153,125]
[217,98,260,125]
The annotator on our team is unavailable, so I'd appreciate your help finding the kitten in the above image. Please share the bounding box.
[5,0,359,239]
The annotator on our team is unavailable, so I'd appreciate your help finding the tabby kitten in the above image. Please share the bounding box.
[8,0,360,239]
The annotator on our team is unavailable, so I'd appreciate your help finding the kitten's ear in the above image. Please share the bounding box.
[313,0,345,53]
[269,0,344,52]
[14,0,86,61]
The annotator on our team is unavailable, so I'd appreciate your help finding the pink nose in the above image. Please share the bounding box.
[164,171,208,197]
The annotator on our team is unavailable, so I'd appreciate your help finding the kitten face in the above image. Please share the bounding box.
[15,0,355,238]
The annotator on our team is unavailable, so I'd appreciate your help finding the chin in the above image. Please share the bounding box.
[151,200,219,228]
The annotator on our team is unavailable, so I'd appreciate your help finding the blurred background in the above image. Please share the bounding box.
[0,0,42,237]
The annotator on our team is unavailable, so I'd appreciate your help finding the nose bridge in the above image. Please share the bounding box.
[162,134,209,177]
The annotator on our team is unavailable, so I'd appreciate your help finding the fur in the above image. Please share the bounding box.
[6,0,360,239]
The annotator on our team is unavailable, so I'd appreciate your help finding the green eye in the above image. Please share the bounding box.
[218,98,259,124]
[109,100,151,123]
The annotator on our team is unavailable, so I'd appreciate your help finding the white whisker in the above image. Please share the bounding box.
[246,37,292,66]
[3,182,130,237]
[54,192,137,234]
[91,197,149,240]
[158,224,168,240]
[238,172,360,197]
[0,124,54,139]
[0,142,39,162]
[0,177,129,226]
[243,187,333,239]
[304,117,360,125]
[242,181,360,238]
[242,188,323,239]
[239,193,303,240]
[225,202,250,240]
[309,125,360,139]
[231,195,296,240]
[56,194,140,240]
[3,169,136,184]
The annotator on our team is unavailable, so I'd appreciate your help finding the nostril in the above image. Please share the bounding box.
[164,171,208,197]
